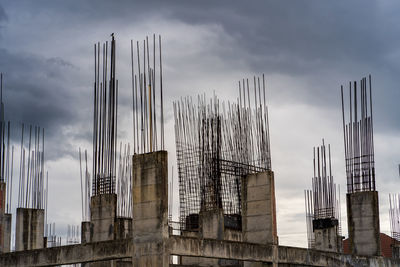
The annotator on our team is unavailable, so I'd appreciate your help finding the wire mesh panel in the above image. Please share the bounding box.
[174,76,272,231]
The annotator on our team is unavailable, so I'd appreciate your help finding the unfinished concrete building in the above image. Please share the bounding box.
[0,37,399,266]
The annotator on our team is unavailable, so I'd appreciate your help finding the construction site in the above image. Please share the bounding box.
[0,34,399,267]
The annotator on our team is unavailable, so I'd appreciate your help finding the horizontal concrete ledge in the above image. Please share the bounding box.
[0,239,133,267]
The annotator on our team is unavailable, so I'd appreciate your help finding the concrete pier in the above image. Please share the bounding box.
[346,191,381,256]
[15,208,44,251]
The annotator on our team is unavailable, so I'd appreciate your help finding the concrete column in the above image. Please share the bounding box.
[242,171,278,267]
[0,182,11,253]
[81,221,91,244]
[242,171,277,245]
[346,191,381,256]
[313,218,340,252]
[132,151,169,266]
[90,194,117,242]
[392,242,400,259]
[115,217,132,240]
[15,208,44,251]
[0,213,11,253]
[200,209,225,240]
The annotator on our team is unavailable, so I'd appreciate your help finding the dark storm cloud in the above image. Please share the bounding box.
[0,48,90,159]
[0,3,7,38]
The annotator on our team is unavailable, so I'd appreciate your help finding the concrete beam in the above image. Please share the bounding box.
[0,239,132,266]
[1,236,400,267]
[169,236,400,267]
[169,236,274,262]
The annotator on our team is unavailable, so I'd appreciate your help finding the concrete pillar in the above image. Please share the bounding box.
[90,193,117,242]
[242,171,278,267]
[392,242,400,259]
[242,171,277,245]
[313,218,340,252]
[0,182,11,253]
[15,208,44,251]
[132,151,169,266]
[0,213,11,253]
[200,209,225,240]
[81,221,91,244]
[346,191,381,256]
[115,217,132,240]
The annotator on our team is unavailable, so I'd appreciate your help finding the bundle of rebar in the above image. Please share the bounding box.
[130,34,165,154]
[304,140,341,249]
[17,124,48,213]
[389,194,400,243]
[92,35,118,195]
[174,75,271,230]
[0,73,14,214]
[341,75,375,193]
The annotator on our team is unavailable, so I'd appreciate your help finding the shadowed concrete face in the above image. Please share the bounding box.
[346,191,381,256]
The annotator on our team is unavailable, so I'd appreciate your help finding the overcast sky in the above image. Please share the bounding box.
[0,0,400,248]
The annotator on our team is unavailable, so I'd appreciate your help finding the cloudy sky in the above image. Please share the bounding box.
[0,0,400,248]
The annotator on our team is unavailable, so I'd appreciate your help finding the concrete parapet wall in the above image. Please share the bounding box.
[346,191,381,256]
[15,208,44,251]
